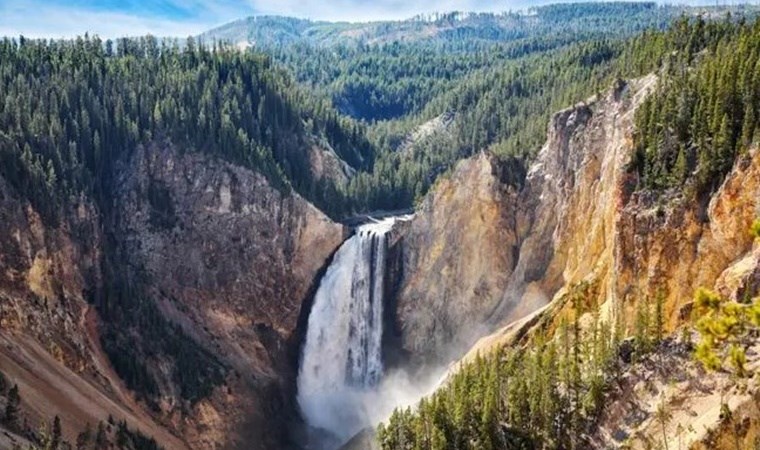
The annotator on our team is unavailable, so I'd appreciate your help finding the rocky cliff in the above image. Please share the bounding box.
[111,142,345,448]
[0,141,344,449]
[394,74,760,447]
[391,152,521,364]
[395,73,760,368]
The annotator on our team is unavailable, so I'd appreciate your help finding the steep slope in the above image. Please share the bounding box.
[0,141,344,449]
[396,70,760,363]
[393,76,655,362]
[0,37,355,449]
[0,172,188,447]
[109,142,345,448]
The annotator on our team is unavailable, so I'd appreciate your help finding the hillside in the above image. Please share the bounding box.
[0,37,354,449]
[203,4,707,48]
[202,4,760,219]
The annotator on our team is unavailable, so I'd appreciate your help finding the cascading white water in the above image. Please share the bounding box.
[297,217,401,445]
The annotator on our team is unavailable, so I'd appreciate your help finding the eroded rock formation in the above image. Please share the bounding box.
[395,74,760,368]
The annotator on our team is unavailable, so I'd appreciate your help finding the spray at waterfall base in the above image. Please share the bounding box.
[296,216,445,446]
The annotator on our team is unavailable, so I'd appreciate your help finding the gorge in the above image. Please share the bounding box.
[2,6,760,450]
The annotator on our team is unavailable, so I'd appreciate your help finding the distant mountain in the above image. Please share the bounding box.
[200,3,752,48]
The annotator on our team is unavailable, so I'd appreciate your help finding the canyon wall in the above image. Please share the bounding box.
[0,142,344,449]
[396,74,760,365]
[391,153,520,364]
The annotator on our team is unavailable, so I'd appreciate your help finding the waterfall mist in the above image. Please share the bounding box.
[297,216,443,448]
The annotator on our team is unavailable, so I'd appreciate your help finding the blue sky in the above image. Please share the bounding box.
[0,0,530,38]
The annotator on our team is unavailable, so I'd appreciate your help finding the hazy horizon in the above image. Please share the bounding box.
[0,0,742,39]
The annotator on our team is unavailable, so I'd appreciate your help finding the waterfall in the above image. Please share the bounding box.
[297,217,401,445]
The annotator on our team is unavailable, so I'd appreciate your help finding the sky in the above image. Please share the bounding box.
[0,0,527,38]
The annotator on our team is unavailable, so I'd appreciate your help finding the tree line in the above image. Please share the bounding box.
[0,35,373,221]
[632,15,760,196]
[377,281,666,450]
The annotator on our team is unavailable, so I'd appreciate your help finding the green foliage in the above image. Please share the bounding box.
[221,5,759,215]
[115,420,162,450]
[342,37,655,213]
[3,8,757,223]
[52,415,62,450]
[751,219,760,239]
[376,276,684,450]
[632,291,667,358]
[632,15,760,196]
[377,314,622,450]
[691,288,760,376]
[96,422,107,449]
[332,11,755,214]
[98,274,226,405]
[206,4,687,51]
[69,418,161,450]
[635,297,653,355]
[0,35,372,221]
[3,384,20,428]
[76,423,92,450]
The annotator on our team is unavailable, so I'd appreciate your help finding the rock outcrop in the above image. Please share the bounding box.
[111,142,345,448]
[587,336,760,450]
[392,152,521,363]
[394,76,654,362]
[396,73,760,367]
[0,174,187,448]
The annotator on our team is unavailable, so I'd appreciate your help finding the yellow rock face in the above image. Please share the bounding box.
[402,74,760,364]
[395,151,521,363]
[616,145,760,332]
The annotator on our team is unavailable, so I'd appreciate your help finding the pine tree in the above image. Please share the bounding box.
[740,104,756,151]
[76,422,92,450]
[95,421,107,450]
[4,384,20,428]
[634,299,651,356]
[51,415,62,450]
[654,290,665,344]
[672,146,688,184]
[655,396,672,450]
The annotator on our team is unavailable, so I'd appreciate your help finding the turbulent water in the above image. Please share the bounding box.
[297,217,401,445]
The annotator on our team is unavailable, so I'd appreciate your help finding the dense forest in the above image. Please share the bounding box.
[0,36,378,404]
[377,282,665,450]
[251,3,682,122]
[632,15,760,196]
[3,4,758,222]
[0,35,373,221]
[378,283,760,450]
[193,3,760,214]
[203,4,672,49]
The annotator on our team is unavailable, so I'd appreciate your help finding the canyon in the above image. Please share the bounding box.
[2,69,760,450]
